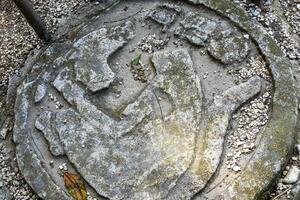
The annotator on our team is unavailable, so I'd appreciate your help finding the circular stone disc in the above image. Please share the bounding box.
[12,0,297,200]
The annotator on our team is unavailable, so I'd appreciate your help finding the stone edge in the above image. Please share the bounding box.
[7,0,299,199]
[9,1,119,199]
[186,0,298,199]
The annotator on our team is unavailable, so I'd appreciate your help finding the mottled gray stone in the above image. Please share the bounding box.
[186,1,298,199]
[0,190,10,199]
[10,1,298,199]
[175,11,218,46]
[54,49,202,199]
[292,184,300,196]
[0,97,11,140]
[54,67,151,139]
[282,166,300,184]
[68,21,136,92]
[296,144,300,155]
[53,68,85,105]
[35,111,64,156]
[51,48,261,199]
[149,4,181,31]
[13,82,71,200]
[168,76,262,199]
[208,30,250,64]
[0,107,5,131]
[34,83,47,103]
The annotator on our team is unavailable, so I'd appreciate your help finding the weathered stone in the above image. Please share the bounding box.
[168,76,262,199]
[0,120,10,140]
[35,111,64,156]
[294,186,300,200]
[53,68,85,105]
[296,144,300,155]
[149,4,181,31]
[68,21,136,92]
[54,49,202,199]
[0,185,10,200]
[34,83,47,103]
[283,166,300,184]
[13,82,71,200]
[0,105,10,140]
[9,1,298,200]
[186,1,298,199]
[292,184,300,196]
[175,11,218,46]
[208,30,250,64]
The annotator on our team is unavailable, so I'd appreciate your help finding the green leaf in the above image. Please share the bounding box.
[131,54,142,66]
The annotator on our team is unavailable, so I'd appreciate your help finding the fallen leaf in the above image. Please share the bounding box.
[131,54,142,66]
[63,172,87,200]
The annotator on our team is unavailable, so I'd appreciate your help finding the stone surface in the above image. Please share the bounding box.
[0,103,10,140]
[148,4,181,32]
[208,30,250,64]
[14,82,72,200]
[296,144,300,155]
[168,76,262,200]
[175,11,218,46]
[7,0,298,200]
[187,1,297,200]
[69,21,135,92]
[292,184,300,196]
[0,120,9,140]
[35,111,64,156]
[34,83,47,103]
[282,166,300,184]
[54,49,202,199]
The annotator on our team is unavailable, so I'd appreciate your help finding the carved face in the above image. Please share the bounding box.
[14,1,293,200]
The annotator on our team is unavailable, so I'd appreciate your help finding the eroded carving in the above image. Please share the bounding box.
[68,21,136,92]
[11,1,297,200]
[175,11,218,46]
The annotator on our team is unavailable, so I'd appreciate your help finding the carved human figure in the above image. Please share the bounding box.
[32,6,261,198]
[36,45,261,199]
[11,1,296,200]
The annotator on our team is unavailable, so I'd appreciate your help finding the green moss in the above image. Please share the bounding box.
[194,158,212,182]
[209,0,249,22]
[209,0,232,12]
[267,107,296,156]
[191,116,216,182]
[112,154,125,165]
[263,35,285,57]
[233,161,273,199]
[232,6,250,23]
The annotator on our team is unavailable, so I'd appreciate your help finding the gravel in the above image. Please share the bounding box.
[225,56,272,172]
[269,146,300,199]
[0,1,39,104]
[137,34,170,53]
[236,0,300,64]
[0,143,37,200]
